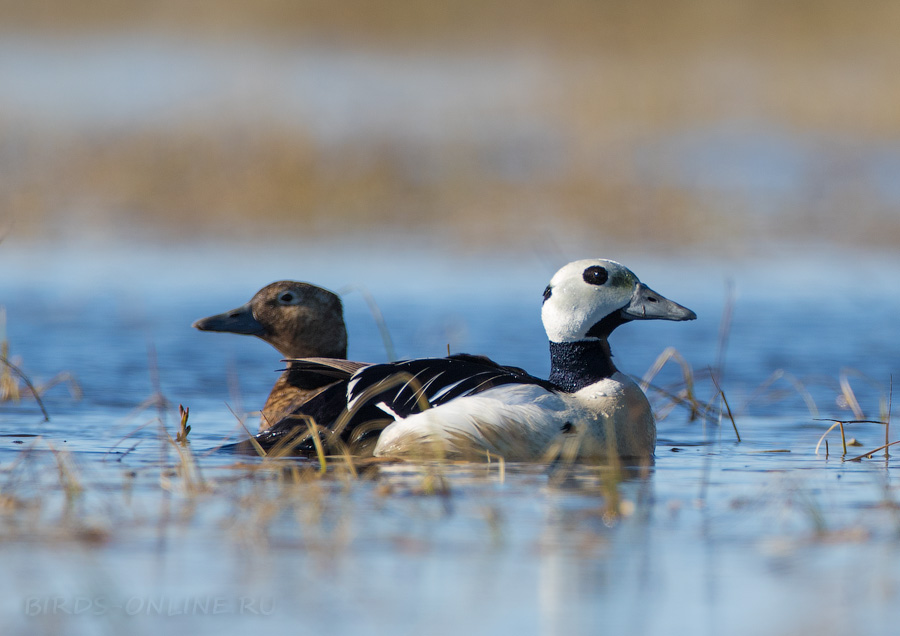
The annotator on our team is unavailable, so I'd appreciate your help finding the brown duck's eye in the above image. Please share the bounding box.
[279,293,295,303]
[582,266,608,286]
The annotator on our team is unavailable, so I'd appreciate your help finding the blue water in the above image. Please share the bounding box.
[1,241,899,636]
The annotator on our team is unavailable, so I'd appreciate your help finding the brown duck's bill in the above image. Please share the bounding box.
[192,303,266,335]
[620,283,697,322]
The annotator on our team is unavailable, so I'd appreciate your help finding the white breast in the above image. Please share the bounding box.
[372,372,655,461]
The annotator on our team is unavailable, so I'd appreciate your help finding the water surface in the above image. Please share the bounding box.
[1,242,899,636]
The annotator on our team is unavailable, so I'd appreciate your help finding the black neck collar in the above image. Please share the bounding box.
[548,339,618,393]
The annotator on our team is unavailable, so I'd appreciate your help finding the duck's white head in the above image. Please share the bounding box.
[540,259,696,343]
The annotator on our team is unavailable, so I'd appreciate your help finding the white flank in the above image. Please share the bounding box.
[373,372,655,461]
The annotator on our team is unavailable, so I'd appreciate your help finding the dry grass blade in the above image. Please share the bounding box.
[599,408,624,517]
[163,431,206,495]
[815,421,841,456]
[104,418,159,459]
[641,347,699,421]
[839,370,866,421]
[814,419,884,456]
[885,376,893,459]
[0,351,51,421]
[337,443,359,479]
[329,370,432,442]
[45,440,83,501]
[305,417,328,473]
[710,371,740,442]
[261,419,317,458]
[219,402,267,457]
[542,415,632,521]
[339,284,397,362]
[38,371,82,400]
[714,279,735,383]
[739,369,819,417]
[489,452,505,483]
[642,380,720,424]
[846,440,900,463]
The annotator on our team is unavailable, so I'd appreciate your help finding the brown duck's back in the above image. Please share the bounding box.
[257,358,372,432]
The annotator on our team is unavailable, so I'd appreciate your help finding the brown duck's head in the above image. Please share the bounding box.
[192,281,347,359]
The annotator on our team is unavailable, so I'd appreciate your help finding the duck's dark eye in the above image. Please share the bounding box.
[542,285,552,304]
[582,266,608,286]
[279,293,295,303]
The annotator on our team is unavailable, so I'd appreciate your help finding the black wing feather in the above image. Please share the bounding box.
[347,354,553,415]
[242,354,555,456]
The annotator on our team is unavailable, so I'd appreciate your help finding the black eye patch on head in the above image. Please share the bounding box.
[542,285,553,304]
[582,266,608,286]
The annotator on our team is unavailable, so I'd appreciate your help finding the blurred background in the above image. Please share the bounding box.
[2,0,899,256]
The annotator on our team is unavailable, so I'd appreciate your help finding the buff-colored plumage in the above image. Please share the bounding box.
[193,281,348,431]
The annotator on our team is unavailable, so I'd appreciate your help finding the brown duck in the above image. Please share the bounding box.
[193,281,361,432]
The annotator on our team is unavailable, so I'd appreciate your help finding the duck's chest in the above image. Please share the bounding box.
[564,373,656,453]
[570,372,649,410]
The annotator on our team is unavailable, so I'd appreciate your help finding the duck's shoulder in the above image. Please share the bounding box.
[259,373,339,431]
[287,357,371,379]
